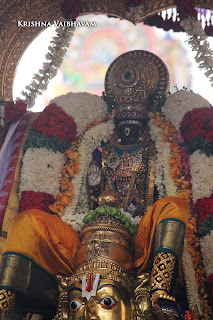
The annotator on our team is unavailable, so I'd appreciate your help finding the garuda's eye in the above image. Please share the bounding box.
[100,297,116,308]
[70,300,82,311]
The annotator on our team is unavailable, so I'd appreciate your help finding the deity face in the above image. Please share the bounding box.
[116,123,141,146]
[68,279,133,320]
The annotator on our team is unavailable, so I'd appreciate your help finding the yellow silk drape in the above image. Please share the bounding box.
[134,197,190,274]
[4,209,80,276]
[4,197,189,278]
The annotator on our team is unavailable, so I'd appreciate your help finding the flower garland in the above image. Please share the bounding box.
[162,91,211,131]
[200,230,213,278]
[52,118,115,232]
[19,191,55,214]
[196,194,213,235]
[33,103,77,144]
[183,218,213,319]
[51,92,108,137]
[149,112,192,201]
[19,147,65,198]
[180,17,213,86]
[0,100,27,127]
[182,241,202,315]
[18,26,75,108]
[189,151,213,203]
[83,206,137,235]
[50,117,115,231]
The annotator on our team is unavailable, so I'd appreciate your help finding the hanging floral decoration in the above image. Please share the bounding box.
[60,0,82,21]
[3,100,27,123]
[19,147,65,199]
[180,17,213,87]
[196,194,213,235]
[183,218,212,319]
[19,191,55,214]
[18,26,75,108]
[33,103,77,144]
[149,112,192,201]
[50,116,115,232]
[180,107,213,156]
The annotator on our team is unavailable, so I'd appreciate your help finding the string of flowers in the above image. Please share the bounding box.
[17,26,75,108]
[184,218,213,319]
[189,151,213,204]
[50,117,115,231]
[182,241,202,315]
[149,112,192,201]
[180,17,213,86]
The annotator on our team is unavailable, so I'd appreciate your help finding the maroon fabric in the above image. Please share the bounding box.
[61,0,82,21]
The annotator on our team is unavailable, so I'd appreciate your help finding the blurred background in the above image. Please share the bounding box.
[13,14,213,111]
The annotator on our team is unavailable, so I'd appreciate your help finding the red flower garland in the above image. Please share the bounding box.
[180,107,213,142]
[19,191,55,214]
[5,100,27,122]
[33,103,77,144]
[195,194,213,227]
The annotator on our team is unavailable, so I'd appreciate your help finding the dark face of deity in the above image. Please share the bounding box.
[116,123,140,145]
[68,279,133,320]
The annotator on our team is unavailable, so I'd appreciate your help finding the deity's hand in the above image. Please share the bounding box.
[88,160,101,188]
[143,304,178,320]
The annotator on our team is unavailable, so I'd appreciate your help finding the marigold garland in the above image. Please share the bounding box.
[149,111,192,202]
[49,116,111,217]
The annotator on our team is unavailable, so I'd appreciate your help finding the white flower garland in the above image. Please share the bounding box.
[182,242,202,315]
[51,92,108,136]
[18,26,75,108]
[19,147,64,198]
[189,150,213,203]
[162,91,211,130]
[180,17,213,86]
[200,231,213,278]
[148,119,178,198]
[0,103,6,127]
[62,119,115,231]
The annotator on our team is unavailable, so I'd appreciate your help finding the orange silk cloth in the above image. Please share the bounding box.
[4,209,80,276]
[4,197,189,277]
[134,197,190,275]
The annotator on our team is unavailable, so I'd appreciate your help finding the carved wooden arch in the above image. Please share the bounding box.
[0,0,212,101]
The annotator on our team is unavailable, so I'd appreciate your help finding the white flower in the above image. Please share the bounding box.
[200,231,213,278]
[149,119,178,198]
[182,242,202,315]
[19,148,64,198]
[17,26,75,108]
[162,91,210,130]
[180,17,213,87]
[189,150,213,203]
[62,119,115,230]
[51,92,108,136]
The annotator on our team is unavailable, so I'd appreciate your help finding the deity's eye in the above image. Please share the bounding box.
[70,300,82,311]
[100,297,116,308]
